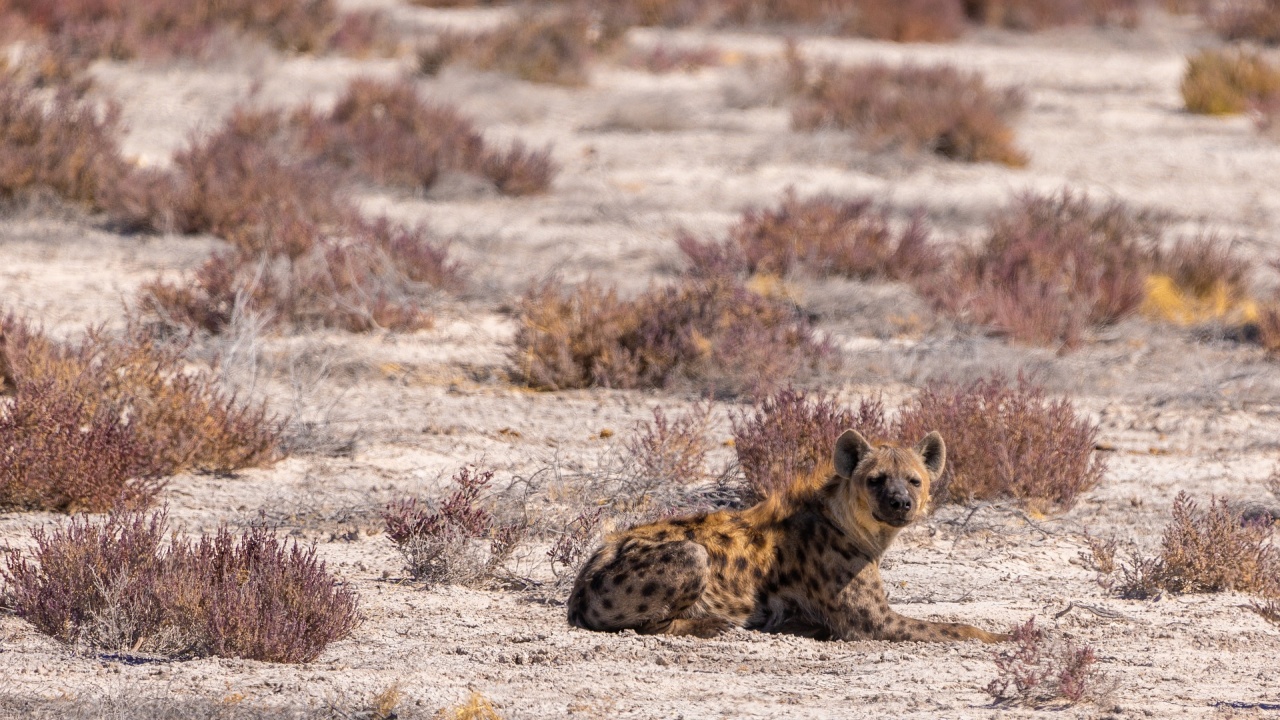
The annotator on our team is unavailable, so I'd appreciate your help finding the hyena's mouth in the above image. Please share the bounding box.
[873,511,912,528]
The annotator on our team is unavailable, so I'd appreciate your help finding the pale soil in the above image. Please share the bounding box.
[3,3,1280,718]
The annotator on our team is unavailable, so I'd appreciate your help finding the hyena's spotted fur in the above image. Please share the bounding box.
[567,429,1009,643]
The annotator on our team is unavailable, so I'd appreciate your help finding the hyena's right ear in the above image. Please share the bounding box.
[0,330,14,397]
[833,429,873,479]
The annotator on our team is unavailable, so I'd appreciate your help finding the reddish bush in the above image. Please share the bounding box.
[986,618,1110,707]
[129,103,464,334]
[1206,0,1280,44]
[618,0,964,41]
[547,507,605,581]
[1117,493,1280,599]
[732,388,888,500]
[894,376,1105,513]
[683,192,941,281]
[624,43,722,73]
[383,466,523,586]
[144,220,462,334]
[104,105,342,247]
[0,0,384,60]
[790,57,1026,166]
[847,0,967,41]
[462,11,603,86]
[510,277,834,398]
[296,78,555,195]
[919,191,1160,347]
[0,74,130,209]
[3,510,360,662]
[964,0,1139,30]
[0,380,163,512]
[0,316,282,513]
[626,403,714,487]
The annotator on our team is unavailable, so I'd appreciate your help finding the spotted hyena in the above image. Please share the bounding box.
[567,429,1010,642]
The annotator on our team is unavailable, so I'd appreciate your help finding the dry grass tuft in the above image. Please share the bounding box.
[3,510,360,662]
[0,316,282,512]
[789,54,1026,165]
[439,692,503,720]
[894,375,1105,513]
[1181,49,1280,116]
[681,191,940,281]
[919,190,1160,348]
[732,388,888,501]
[1142,234,1256,326]
[1116,493,1279,600]
[986,618,1111,707]
[296,78,555,195]
[383,466,524,587]
[510,277,834,398]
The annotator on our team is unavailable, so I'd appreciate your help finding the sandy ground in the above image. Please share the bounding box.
[4,3,1280,718]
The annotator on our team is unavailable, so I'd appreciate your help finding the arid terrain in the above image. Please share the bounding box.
[3,1,1280,718]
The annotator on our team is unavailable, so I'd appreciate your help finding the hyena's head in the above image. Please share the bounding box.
[829,428,946,531]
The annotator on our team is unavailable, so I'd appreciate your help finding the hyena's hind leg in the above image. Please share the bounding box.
[568,540,709,635]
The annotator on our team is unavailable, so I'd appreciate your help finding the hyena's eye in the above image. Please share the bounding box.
[908,477,922,488]
[868,474,885,486]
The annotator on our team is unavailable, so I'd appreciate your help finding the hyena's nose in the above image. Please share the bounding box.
[886,494,912,513]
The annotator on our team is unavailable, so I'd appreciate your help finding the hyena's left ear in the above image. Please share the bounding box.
[833,429,873,479]
[914,431,946,479]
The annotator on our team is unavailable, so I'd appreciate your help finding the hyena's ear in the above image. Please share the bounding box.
[914,431,946,479]
[833,429,873,479]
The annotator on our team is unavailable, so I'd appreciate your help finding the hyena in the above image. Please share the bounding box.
[568,429,1009,642]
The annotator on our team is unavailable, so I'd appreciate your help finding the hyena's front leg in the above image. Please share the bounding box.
[820,571,1010,643]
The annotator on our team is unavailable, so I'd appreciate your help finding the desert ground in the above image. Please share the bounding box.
[3,1,1280,718]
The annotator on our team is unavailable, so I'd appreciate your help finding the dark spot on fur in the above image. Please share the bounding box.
[637,604,649,614]
[734,557,748,572]
[590,575,604,591]
[601,599,614,610]
[685,528,696,540]
[641,581,659,597]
